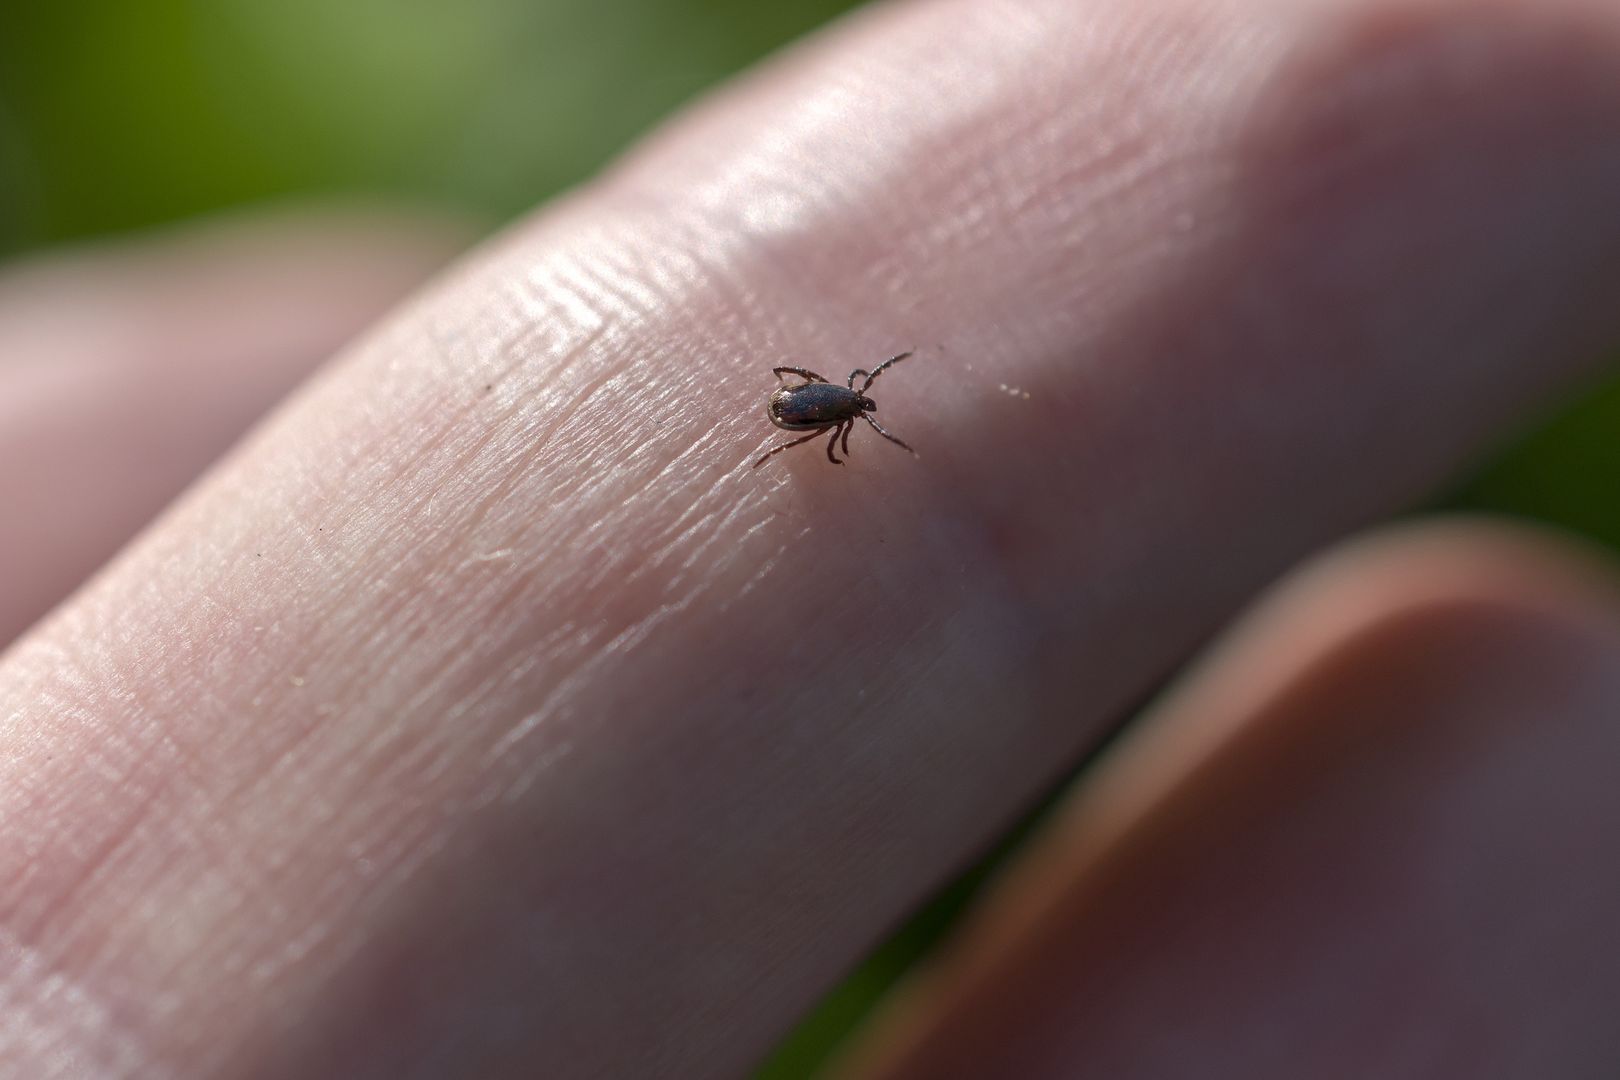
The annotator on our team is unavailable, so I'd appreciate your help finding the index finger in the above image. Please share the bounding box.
[4,0,1620,1075]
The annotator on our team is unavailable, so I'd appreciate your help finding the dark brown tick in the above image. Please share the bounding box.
[752,351,917,469]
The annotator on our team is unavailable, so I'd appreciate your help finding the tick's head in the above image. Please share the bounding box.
[858,395,877,412]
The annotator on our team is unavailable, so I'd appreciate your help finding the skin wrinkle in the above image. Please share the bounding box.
[1,926,148,1078]
[472,483,780,789]
[9,469,534,1068]
[50,727,319,1014]
[2,650,175,928]
[599,12,1263,663]
[0,781,175,1074]
[651,23,1231,718]
[175,220,777,965]
[242,228,685,740]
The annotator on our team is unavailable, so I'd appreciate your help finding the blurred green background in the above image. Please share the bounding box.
[2,1,1617,1076]
[0,0,869,251]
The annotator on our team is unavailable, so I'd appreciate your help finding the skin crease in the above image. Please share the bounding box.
[1,0,1619,1076]
[845,523,1620,1079]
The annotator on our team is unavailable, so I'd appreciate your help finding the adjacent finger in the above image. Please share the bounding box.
[0,207,469,649]
[848,520,1620,1079]
[2,0,1620,1076]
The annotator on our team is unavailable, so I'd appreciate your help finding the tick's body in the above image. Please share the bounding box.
[753,352,916,468]
[767,382,873,430]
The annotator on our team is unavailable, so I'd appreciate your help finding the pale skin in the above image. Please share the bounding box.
[4,0,1620,1076]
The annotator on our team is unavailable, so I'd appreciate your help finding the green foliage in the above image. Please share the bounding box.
[1449,367,1620,550]
[0,0,862,251]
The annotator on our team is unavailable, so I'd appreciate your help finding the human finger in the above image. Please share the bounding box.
[3,0,1620,1076]
[846,520,1620,1079]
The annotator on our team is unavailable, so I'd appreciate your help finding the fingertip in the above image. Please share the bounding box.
[847,518,1620,1078]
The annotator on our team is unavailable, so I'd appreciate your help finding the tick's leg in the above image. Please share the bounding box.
[846,368,869,388]
[773,366,827,383]
[862,413,916,456]
[752,429,823,469]
[840,419,853,458]
[825,423,845,465]
[857,351,914,392]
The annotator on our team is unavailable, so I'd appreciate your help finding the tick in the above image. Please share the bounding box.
[752,351,917,469]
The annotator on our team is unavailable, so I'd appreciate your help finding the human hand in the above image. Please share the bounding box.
[4,0,1620,1076]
